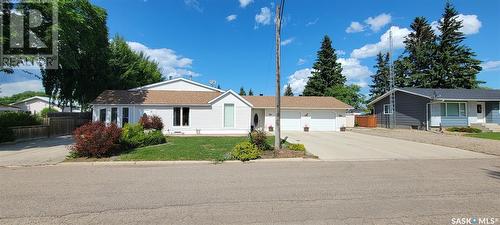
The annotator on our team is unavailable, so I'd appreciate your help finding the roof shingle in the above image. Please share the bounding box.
[92,90,222,105]
[244,96,353,109]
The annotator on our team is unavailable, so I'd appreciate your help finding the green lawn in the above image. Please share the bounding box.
[119,136,275,161]
[465,132,500,141]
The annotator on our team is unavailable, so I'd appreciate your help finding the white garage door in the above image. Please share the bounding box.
[281,111,301,131]
[310,111,336,131]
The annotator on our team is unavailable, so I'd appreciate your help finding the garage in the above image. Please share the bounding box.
[309,111,336,131]
[281,111,302,131]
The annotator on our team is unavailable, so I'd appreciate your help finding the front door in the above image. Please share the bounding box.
[477,102,485,123]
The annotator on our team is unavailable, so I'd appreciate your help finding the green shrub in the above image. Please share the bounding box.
[40,107,58,117]
[142,130,166,146]
[249,130,271,150]
[121,123,166,148]
[231,141,261,161]
[446,127,482,133]
[287,143,306,151]
[0,111,41,127]
[0,126,15,143]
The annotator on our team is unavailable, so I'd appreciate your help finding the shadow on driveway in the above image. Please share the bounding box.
[0,136,73,167]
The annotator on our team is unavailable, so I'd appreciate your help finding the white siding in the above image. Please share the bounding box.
[12,99,62,115]
[144,80,217,92]
[92,93,252,135]
[264,109,347,132]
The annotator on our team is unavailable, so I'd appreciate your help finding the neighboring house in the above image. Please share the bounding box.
[368,88,500,130]
[11,96,80,115]
[0,104,21,112]
[90,78,353,134]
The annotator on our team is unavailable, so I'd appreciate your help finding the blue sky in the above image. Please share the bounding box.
[1,0,499,97]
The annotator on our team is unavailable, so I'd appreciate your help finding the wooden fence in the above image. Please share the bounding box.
[10,116,91,140]
[355,115,377,128]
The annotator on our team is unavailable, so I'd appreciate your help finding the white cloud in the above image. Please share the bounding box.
[280,37,294,46]
[127,41,199,78]
[336,50,346,56]
[285,68,313,95]
[306,18,319,27]
[297,58,306,65]
[338,57,372,87]
[346,21,365,33]
[431,14,482,35]
[239,0,253,8]
[481,60,500,71]
[226,14,237,22]
[0,79,43,97]
[184,0,202,12]
[364,13,391,32]
[351,26,411,59]
[285,58,371,95]
[255,7,271,27]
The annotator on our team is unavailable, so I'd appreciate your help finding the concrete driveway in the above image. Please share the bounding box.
[0,136,73,167]
[284,131,493,160]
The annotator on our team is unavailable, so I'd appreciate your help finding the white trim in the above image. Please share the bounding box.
[383,104,393,114]
[368,88,432,106]
[436,98,500,101]
[252,107,353,110]
[208,90,254,107]
[129,78,223,92]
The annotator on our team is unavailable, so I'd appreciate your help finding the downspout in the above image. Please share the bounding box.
[426,103,429,131]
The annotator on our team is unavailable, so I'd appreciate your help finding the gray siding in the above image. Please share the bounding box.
[373,91,430,129]
[441,117,468,127]
[486,101,500,124]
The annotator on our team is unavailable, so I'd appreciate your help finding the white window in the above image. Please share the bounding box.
[440,103,467,117]
[99,108,106,122]
[224,104,235,128]
[122,108,129,125]
[383,104,393,114]
[173,107,190,127]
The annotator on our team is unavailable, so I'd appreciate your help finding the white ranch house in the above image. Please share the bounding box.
[90,78,353,135]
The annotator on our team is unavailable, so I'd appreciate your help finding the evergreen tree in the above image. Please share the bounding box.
[284,84,294,96]
[432,2,482,88]
[217,84,221,89]
[397,17,437,87]
[303,35,345,96]
[239,87,246,96]
[248,89,254,96]
[369,52,391,98]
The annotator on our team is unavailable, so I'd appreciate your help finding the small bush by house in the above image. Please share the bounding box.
[71,122,122,157]
[121,123,166,148]
[231,141,261,161]
[287,143,306,151]
[139,114,164,130]
[446,127,482,133]
[0,111,41,127]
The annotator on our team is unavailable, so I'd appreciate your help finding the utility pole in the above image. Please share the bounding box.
[274,0,285,152]
[388,30,396,129]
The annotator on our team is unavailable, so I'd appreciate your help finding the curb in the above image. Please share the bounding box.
[58,158,320,166]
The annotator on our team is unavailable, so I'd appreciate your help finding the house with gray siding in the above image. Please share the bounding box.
[368,88,500,130]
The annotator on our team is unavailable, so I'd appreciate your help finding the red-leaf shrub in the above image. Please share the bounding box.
[139,114,164,130]
[138,114,152,129]
[71,122,122,157]
[150,115,164,130]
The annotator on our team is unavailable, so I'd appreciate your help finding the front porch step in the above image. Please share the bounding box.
[471,123,500,132]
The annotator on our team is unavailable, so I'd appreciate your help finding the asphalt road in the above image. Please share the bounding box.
[1,159,500,225]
